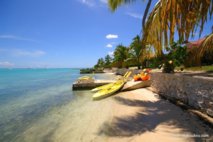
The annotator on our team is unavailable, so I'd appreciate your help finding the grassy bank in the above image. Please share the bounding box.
[184,65,213,72]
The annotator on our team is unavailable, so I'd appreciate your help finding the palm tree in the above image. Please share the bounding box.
[94,58,105,69]
[128,35,143,69]
[113,44,129,68]
[104,55,112,68]
[142,0,213,55]
[108,0,213,58]
[108,0,152,32]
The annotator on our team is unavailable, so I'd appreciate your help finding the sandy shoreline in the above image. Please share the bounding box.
[20,88,212,142]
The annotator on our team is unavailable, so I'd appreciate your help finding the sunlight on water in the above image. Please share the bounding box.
[0,68,82,142]
[0,69,115,142]
[15,91,92,142]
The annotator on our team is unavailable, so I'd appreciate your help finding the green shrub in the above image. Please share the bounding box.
[163,40,187,73]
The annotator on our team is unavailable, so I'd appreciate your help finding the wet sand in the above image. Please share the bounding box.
[19,89,212,142]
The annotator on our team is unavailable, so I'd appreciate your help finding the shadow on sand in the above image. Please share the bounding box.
[97,96,212,141]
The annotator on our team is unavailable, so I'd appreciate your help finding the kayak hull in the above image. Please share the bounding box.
[122,80,151,91]
[92,80,124,100]
[91,82,115,92]
[91,71,131,92]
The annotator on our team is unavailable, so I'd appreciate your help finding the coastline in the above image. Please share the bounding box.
[1,69,212,142]
[20,88,212,142]
[69,70,212,142]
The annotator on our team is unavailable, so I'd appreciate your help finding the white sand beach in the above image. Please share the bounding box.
[19,88,212,142]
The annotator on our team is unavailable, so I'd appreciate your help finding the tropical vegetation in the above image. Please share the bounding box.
[108,0,213,56]
[93,0,213,72]
[93,35,153,69]
[128,35,144,69]
[113,44,129,68]
[184,65,213,72]
[80,68,104,74]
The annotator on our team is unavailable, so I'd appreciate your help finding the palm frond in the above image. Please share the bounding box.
[108,0,136,11]
[108,0,213,62]
[142,0,213,55]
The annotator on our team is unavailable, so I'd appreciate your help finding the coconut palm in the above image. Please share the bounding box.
[143,0,213,55]
[113,44,129,68]
[94,58,105,69]
[104,55,112,68]
[128,35,143,69]
[108,0,213,57]
[108,0,152,31]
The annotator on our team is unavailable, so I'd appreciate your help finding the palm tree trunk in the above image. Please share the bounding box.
[137,65,140,69]
[137,58,141,69]
[142,0,152,31]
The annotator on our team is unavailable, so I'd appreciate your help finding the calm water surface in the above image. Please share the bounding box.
[0,68,114,142]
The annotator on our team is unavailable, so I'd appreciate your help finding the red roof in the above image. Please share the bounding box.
[186,38,205,49]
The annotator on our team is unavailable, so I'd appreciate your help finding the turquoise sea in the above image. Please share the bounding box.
[0,68,114,142]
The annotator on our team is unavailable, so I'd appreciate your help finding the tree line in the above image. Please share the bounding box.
[94,35,153,69]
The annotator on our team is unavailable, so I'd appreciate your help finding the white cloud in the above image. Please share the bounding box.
[106,34,118,39]
[126,12,142,20]
[108,51,114,56]
[99,0,107,4]
[106,44,113,48]
[0,35,38,42]
[0,61,14,68]
[79,0,107,7]
[79,0,95,7]
[12,50,46,57]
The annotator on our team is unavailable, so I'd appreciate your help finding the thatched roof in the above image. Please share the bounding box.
[185,34,213,66]
[186,38,205,49]
[186,34,213,54]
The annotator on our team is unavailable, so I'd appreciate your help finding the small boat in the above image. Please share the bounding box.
[91,82,115,92]
[91,71,131,92]
[93,80,125,100]
[122,80,151,91]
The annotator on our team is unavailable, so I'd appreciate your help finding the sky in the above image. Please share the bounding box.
[0,0,212,68]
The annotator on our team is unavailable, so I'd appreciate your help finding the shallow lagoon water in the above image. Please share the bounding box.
[0,68,114,142]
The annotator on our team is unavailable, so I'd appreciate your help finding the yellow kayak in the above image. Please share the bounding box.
[91,82,114,92]
[93,80,125,100]
[91,71,132,92]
